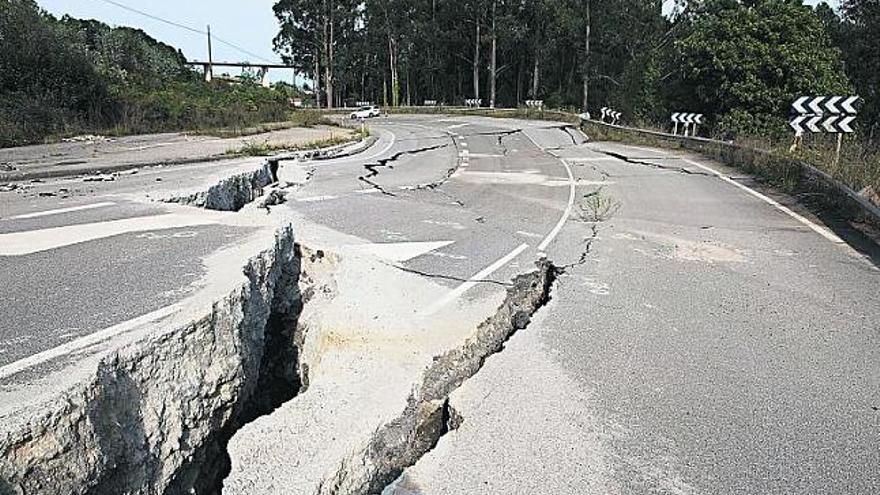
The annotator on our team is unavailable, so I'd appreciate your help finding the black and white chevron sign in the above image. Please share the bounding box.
[465,99,483,108]
[790,95,860,134]
[789,114,856,134]
[671,112,703,125]
[791,96,861,115]
[601,107,621,123]
[525,100,544,109]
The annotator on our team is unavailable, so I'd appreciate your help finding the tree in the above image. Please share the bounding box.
[838,0,879,138]
[672,0,851,137]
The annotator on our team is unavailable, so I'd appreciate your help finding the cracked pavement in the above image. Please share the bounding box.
[0,114,878,494]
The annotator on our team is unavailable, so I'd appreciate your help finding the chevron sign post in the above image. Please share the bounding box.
[600,107,621,124]
[789,95,861,165]
[525,100,544,109]
[671,112,704,136]
[789,96,860,135]
[465,99,483,108]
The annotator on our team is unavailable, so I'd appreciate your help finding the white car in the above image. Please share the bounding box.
[350,105,381,119]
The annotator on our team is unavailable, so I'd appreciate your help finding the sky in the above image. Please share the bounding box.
[663,0,839,16]
[40,0,840,84]
[38,0,298,84]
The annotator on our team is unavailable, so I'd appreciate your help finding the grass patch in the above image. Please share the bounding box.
[228,127,369,157]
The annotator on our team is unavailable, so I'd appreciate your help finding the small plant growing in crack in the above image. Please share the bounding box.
[575,187,620,223]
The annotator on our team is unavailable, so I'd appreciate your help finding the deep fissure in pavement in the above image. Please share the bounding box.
[315,260,558,494]
[0,228,310,495]
[163,160,279,211]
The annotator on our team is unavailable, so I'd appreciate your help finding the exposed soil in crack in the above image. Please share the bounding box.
[358,144,449,196]
[163,160,279,211]
[316,259,557,495]
[0,228,311,495]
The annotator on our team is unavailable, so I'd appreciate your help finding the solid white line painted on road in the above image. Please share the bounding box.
[423,243,530,315]
[448,123,469,130]
[537,156,575,252]
[681,159,845,244]
[7,202,117,220]
[0,212,225,256]
[352,240,454,262]
[518,128,577,253]
[354,188,382,194]
[0,305,180,380]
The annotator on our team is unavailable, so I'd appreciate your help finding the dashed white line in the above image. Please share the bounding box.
[0,305,180,380]
[7,202,116,220]
[423,243,530,315]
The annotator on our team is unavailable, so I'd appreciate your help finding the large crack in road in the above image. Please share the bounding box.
[358,144,450,196]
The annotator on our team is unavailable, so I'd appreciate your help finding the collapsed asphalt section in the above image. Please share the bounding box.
[0,226,315,495]
[222,258,556,494]
[163,160,278,211]
[352,261,555,494]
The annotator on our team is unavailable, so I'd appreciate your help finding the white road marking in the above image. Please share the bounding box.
[352,240,455,262]
[354,188,382,194]
[448,123,469,129]
[0,212,225,256]
[297,195,339,203]
[423,243,530,315]
[468,153,505,158]
[537,156,576,252]
[681,158,845,244]
[7,202,117,220]
[311,128,397,166]
[0,305,180,380]
[519,129,577,252]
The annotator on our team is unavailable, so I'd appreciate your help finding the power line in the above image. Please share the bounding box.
[90,0,205,35]
[211,35,275,64]
[88,0,277,64]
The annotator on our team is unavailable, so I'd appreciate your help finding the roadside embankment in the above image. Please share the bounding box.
[581,119,880,230]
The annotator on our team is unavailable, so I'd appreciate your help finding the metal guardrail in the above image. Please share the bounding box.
[581,118,880,227]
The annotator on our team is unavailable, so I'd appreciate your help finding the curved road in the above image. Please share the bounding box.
[0,115,877,494]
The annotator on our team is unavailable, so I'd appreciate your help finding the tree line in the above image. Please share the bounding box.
[273,0,878,140]
[0,0,301,147]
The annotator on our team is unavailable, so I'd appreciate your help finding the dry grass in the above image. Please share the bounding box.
[228,127,369,157]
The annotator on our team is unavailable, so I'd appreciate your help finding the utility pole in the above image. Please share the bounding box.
[206,25,214,82]
[582,0,590,112]
[490,0,497,109]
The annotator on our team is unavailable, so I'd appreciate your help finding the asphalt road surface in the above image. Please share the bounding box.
[0,115,877,494]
